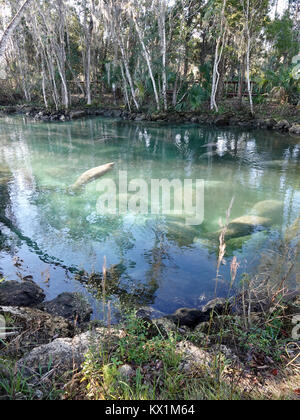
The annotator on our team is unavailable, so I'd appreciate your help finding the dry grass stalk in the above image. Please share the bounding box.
[230,256,239,290]
[107,301,111,332]
[215,197,235,294]
[102,256,107,320]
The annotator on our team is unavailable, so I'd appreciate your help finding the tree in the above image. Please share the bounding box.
[210,0,228,112]
[0,0,34,57]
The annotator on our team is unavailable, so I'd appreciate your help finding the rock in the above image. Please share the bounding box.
[274,120,290,131]
[17,328,123,379]
[118,364,135,378]
[166,307,210,328]
[151,113,167,122]
[283,291,300,316]
[166,113,182,123]
[0,280,45,308]
[136,306,166,321]
[148,317,184,338]
[0,306,73,357]
[289,124,300,136]
[216,344,241,365]
[264,118,277,129]
[110,109,122,118]
[201,298,229,316]
[257,119,277,129]
[176,341,213,373]
[214,115,230,126]
[134,114,146,121]
[34,389,43,400]
[70,110,86,119]
[41,292,92,323]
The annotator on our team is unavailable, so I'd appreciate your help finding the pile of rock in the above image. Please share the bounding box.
[0,279,92,325]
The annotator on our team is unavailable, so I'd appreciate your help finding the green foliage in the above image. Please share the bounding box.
[80,311,186,400]
[186,84,210,110]
[265,12,298,63]
[0,359,61,400]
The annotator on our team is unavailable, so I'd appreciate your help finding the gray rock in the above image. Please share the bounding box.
[289,124,300,136]
[118,364,134,378]
[149,317,183,338]
[274,120,290,131]
[41,292,92,324]
[17,328,123,379]
[70,110,86,119]
[136,306,166,321]
[0,280,45,308]
[134,114,146,121]
[176,341,213,373]
[201,297,229,315]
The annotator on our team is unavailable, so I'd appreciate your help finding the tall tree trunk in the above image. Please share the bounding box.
[238,54,246,106]
[55,0,69,109]
[242,0,254,115]
[41,60,48,109]
[0,0,34,57]
[120,62,131,111]
[158,0,168,111]
[83,0,93,105]
[210,0,227,112]
[132,14,160,111]
[118,35,140,111]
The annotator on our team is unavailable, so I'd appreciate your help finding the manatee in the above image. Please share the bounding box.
[250,200,283,219]
[226,215,271,237]
[200,151,219,159]
[71,162,115,190]
[201,142,218,148]
[209,215,272,240]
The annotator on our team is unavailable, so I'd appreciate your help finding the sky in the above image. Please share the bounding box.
[272,0,289,17]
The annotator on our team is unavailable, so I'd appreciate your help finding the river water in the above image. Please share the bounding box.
[0,115,299,318]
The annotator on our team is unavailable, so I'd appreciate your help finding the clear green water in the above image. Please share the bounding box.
[0,115,299,318]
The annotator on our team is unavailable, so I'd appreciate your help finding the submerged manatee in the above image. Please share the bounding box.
[250,200,283,220]
[225,215,272,238]
[207,215,271,241]
[71,162,115,190]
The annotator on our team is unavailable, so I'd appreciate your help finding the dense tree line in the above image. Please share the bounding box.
[0,0,299,112]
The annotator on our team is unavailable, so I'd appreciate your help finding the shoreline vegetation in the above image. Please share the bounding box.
[0,102,299,135]
[0,216,299,400]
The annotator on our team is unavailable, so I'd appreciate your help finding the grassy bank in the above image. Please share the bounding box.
[2,283,299,396]
[1,297,299,401]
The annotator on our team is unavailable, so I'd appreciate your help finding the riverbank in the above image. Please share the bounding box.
[1,102,300,135]
[0,278,299,400]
